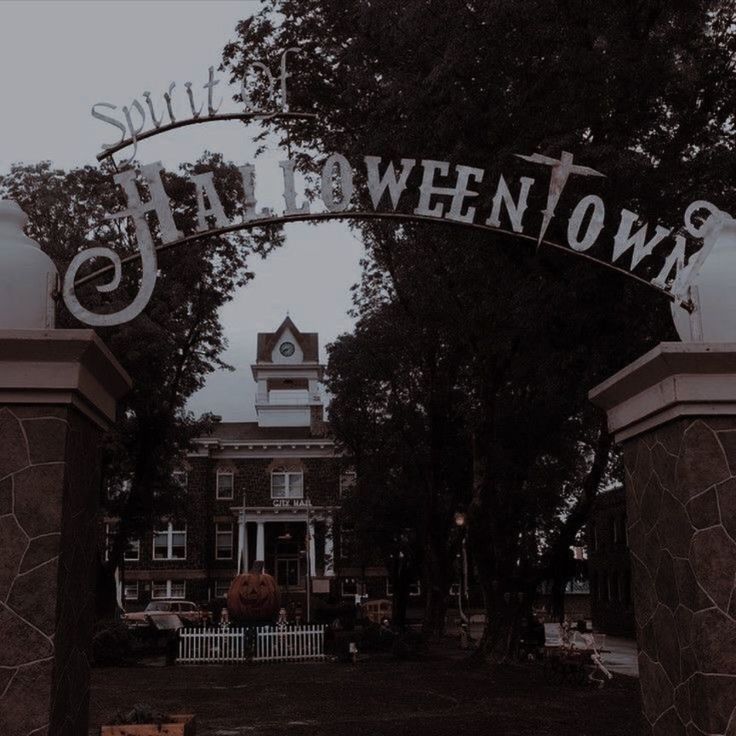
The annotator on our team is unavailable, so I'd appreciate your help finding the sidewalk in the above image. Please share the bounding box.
[602,636,638,677]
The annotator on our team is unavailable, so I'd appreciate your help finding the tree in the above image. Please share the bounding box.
[0,155,282,614]
[327,299,471,635]
[223,0,736,657]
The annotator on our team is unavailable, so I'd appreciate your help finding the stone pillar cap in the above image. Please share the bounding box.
[590,342,736,442]
[0,329,132,427]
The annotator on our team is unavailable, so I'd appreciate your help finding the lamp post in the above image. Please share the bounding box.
[454,512,469,632]
[305,499,312,623]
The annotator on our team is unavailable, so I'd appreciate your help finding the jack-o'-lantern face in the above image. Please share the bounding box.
[226,572,280,620]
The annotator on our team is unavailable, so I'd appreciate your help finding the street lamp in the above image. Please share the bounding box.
[454,513,469,630]
[305,499,312,623]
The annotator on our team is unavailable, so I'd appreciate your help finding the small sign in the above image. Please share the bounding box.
[272,499,309,508]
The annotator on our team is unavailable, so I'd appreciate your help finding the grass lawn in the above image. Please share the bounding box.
[89,646,644,735]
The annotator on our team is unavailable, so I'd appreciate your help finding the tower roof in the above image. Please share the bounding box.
[256,316,319,362]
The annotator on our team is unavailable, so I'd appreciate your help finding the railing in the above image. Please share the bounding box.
[254,625,326,663]
[177,624,326,664]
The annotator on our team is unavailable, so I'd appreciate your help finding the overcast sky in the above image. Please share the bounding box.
[0,0,362,420]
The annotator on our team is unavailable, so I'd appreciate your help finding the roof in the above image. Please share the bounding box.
[201,422,331,442]
[256,316,319,362]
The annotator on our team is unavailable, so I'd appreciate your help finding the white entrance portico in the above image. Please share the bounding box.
[232,502,336,588]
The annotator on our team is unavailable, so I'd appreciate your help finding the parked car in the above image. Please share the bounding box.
[123,600,210,627]
[362,598,393,625]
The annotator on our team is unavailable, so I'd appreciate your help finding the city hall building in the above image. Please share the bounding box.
[107,317,388,608]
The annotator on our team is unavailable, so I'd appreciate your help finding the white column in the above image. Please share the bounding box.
[244,523,249,573]
[324,514,334,577]
[256,521,265,564]
[308,518,317,578]
[237,509,246,574]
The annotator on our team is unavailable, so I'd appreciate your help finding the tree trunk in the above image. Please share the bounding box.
[473,582,527,663]
[550,575,565,623]
[421,543,449,638]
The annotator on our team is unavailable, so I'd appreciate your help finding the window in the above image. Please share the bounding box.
[340,527,355,560]
[104,523,140,562]
[153,522,187,560]
[124,538,141,562]
[385,579,421,597]
[124,582,139,601]
[339,471,357,496]
[341,578,359,597]
[104,522,114,562]
[172,471,188,490]
[215,580,231,598]
[151,580,186,600]
[271,471,303,499]
[216,472,234,500]
[215,523,234,560]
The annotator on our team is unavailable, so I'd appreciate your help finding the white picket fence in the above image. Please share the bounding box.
[254,625,326,663]
[178,626,249,663]
[177,625,326,664]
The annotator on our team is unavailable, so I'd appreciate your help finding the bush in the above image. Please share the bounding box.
[92,619,134,666]
[110,704,171,725]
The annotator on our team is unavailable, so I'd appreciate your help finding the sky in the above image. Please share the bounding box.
[0,0,362,420]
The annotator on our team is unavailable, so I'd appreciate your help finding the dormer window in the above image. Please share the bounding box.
[271,471,303,499]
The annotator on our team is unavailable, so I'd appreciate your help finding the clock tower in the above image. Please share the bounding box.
[251,316,325,429]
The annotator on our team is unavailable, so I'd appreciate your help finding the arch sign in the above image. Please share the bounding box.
[65,54,736,341]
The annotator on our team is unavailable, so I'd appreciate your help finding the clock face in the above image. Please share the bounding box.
[279,341,296,357]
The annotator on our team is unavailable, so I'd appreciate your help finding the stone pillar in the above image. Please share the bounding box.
[256,521,265,564]
[590,342,736,736]
[0,330,131,736]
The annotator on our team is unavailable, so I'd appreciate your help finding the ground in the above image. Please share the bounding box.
[89,641,644,736]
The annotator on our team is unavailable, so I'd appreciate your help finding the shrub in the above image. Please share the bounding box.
[92,619,134,666]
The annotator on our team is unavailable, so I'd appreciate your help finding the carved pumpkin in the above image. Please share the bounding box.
[227,571,280,621]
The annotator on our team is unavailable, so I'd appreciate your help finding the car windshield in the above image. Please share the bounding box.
[145,602,171,612]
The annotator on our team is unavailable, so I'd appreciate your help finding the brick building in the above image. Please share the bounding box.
[587,486,635,636]
[108,317,390,609]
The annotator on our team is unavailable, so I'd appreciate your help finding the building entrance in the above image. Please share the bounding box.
[273,524,306,590]
[276,556,302,588]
